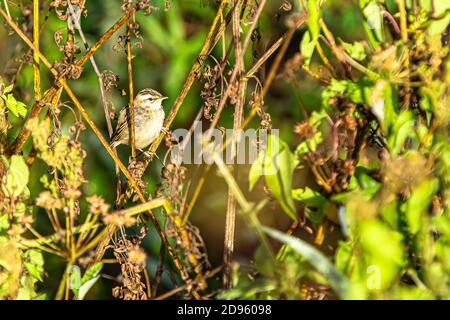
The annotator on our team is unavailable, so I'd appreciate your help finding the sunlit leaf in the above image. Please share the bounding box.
[4,155,29,198]
[388,110,415,155]
[69,266,81,296]
[359,220,405,288]
[249,135,299,221]
[81,262,103,285]
[300,31,316,67]
[292,187,327,224]
[362,1,384,41]
[341,40,367,61]
[406,179,439,234]
[2,93,27,118]
[428,2,450,36]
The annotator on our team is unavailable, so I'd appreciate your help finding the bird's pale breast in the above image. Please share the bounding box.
[134,108,165,149]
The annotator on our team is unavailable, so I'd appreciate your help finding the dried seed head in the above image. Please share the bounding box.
[87,195,110,214]
[294,121,317,140]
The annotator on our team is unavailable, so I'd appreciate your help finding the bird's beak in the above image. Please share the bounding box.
[160,96,168,101]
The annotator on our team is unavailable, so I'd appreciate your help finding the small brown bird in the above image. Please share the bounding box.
[110,88,167,150]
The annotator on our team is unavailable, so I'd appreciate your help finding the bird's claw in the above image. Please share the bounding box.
[143,150,155,160]
[161,127,170,134]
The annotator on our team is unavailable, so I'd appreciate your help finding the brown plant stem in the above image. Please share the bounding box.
[222,0,246,289]
[33,0,40,101]
[126,18,136,158]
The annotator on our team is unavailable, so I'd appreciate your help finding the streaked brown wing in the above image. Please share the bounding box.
[111,105,130,145]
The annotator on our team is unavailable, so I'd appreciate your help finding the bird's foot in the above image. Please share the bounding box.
[161,127,170,135]
[142,150,156,160]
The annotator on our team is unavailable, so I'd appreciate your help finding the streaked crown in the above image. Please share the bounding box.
[136,88,166,102]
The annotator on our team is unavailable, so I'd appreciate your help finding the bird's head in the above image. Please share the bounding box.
[135,88,167,110]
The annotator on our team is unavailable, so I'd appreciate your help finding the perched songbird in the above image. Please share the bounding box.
[110,88,167,150]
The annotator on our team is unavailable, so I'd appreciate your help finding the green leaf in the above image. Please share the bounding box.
[24,262,43,282]
[307,0,322,41]
[69,266,81,296]
[292,187,326,208]
[341,40,367,61]
[3,94,27,118]
[249,135,299,221]
[292,187,328,225]
[388,110,415,155]
[362,1,384,41]
[4,155,29,197]
[370,80,399,134]
[300,0,322,68]
[27,249,44,267]
[428,2,450,36]
[0,214,10,231]
[359,220,405,288]
[263,226,349,298]
[81,262,103,285]
[3,83,13,94]
[335,241,353,273]
[406,179,439,235]
[300,31,316,67]
[249,149,266,191]
[254,245,274,276]
[322,79,372,108]
[295,132,323,155]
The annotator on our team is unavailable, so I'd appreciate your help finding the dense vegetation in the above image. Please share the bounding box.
[0,0,449,300]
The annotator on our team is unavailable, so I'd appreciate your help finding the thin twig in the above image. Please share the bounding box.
[66,2,113,137]
[126,18,136,158]
[33,0,40,100]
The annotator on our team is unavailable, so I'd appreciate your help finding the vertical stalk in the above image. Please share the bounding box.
[33,0,41,100]
[397,0,408,43]
[126,19,136,158]
[397,0,411,108]
[223,0,244,289]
